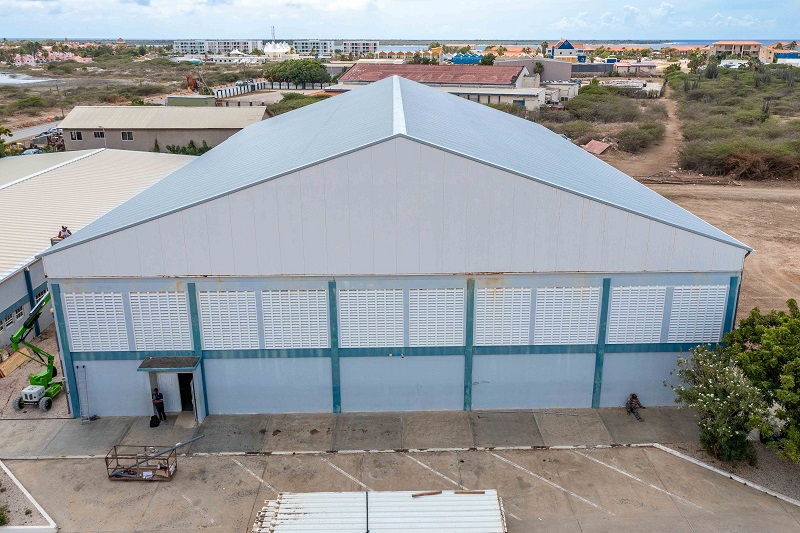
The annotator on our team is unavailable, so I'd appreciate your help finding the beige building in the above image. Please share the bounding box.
[60,106,267,152]
[708,40,762,58]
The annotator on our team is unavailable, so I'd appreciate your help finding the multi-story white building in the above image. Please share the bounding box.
[173,40,264,55]
[174,40,208,55]
[293,40,335,56]
[341,40,380,55]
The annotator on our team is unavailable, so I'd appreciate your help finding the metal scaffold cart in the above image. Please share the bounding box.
[105,435,203,481]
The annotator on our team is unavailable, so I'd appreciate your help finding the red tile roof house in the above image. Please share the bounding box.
[339,63,530,89]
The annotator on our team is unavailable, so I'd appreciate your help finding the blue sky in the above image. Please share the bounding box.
[1,0,796,40]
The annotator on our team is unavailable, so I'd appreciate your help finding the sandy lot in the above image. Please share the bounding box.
[0,463,48,527]
[0,325,68,419]
[651,181,800,319]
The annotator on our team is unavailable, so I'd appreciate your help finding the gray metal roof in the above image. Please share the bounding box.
[42,76,750,256]
[0,150,97,188]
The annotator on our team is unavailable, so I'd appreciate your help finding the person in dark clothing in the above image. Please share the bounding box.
[626,393,645,421]
[152,388,167,421]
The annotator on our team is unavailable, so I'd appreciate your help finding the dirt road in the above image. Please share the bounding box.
[599,87,682,178]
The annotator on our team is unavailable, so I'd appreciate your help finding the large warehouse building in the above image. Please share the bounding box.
[40,77,750,422]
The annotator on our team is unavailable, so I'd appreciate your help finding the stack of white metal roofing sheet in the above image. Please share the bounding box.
[253,490,507,532]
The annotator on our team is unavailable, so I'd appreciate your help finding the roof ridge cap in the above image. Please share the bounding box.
[392,76,407,136]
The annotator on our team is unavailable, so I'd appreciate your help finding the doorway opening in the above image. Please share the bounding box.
[177,373,194,412]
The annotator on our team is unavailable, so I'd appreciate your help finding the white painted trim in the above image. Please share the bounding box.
[652,443,800,509]
[0,149,104,192]
[0,459,57,532]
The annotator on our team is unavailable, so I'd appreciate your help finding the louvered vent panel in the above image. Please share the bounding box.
[474,288,532,346]
[199,291,259,349]
[668,285,728,343]
[64,292,128,351]
[129,292,191,351]
[262,290,329,349]
[534,287,600,345]
[338,289,404,347]
[607,286,666,344]
[409,288,465,346]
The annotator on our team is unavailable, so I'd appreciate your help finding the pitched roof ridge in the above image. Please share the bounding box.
[392,76,407,135]
[0,149,104,192]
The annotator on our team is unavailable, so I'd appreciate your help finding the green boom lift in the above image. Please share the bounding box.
[9,292,63,411]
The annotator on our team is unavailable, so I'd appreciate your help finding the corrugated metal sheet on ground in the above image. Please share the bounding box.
[42,76,750,258]
[253,490,507,532]
[0,149,192,280]
[59,106,266,130]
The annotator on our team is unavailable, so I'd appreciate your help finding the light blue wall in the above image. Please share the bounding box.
[340,355,464,412]
[599,352,684,407]
[76,360,152,416]
[472,353,596,409]
[49,271,742,415]
[204,358,333,414]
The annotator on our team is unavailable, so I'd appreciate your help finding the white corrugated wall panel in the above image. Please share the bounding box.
[129,291,191,350]
[607,286,666,344]
[474,287,532,346]
[199,290,259,349]
[409,288,465,346]
[299,167,330,275]
[372,142,400,275]
[64,292,129,351]
[668,285,728,343]
[395,140,422,274]
[418,145,444,274]
[262,289,329,349]
[440,153,469,274]
[227,189,260,276]
[534,287,600,345]
[339,289,404,347]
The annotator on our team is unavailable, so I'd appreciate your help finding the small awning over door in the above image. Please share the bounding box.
[137,356,200,372]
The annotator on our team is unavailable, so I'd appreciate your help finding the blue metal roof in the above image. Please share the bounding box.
[43,76,750,255]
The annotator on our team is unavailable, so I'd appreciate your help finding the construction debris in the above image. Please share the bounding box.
[583,139,610,155]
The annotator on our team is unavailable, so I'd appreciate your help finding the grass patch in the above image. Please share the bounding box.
[671,65,800,179]
[267,93,331,115]
[0,505,8,526]
[617,122,665,152]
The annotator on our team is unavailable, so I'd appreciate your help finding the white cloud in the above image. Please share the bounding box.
[709,12,774,28]
[556,11,590,31]
[651,2,675,18]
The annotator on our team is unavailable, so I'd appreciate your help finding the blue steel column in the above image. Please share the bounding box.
[463,279,475,411]
[327,280,341,413]
[722,276,740,336]
[23,269,40,336]
[186,283,209,416]
[591,278,612,409]
[50,283,79,417]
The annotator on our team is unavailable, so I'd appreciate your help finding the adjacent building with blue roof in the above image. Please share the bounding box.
[40,76,750,420]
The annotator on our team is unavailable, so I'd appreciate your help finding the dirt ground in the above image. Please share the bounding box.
[0,464,48,527]
[0,325,68,419]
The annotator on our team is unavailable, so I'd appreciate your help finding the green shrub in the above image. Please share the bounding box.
[267,93,330,115]
[670,346,767,464]
[616,122,665,152]
[554,120,596,144]
[0,505,7,526]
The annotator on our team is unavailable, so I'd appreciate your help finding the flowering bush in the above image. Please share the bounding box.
[671,346,768,463]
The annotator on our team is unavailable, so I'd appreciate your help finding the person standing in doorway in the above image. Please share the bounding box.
[152,388,167,421]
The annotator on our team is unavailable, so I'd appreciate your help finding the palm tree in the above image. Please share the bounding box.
[540,41,549,57]
[521,47,533,56]
[789,41,797,50]
[496,45,507,56]
[533,62,545,76]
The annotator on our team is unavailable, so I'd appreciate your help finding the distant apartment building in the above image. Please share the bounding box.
[547,40,588,63]
[341,40,380,55]
[293,40,335,55]
[173,39,264,55]
[709,41,762,58]
[759,42,800,64]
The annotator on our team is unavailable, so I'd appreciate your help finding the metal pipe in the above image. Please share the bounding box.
[110,434,205,478]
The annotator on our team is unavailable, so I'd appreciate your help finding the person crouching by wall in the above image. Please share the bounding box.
[626,393,645,421]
